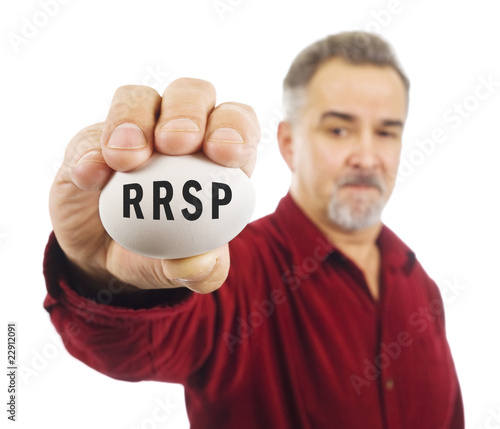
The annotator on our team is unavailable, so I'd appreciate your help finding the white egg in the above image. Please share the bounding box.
[99,152,255,259]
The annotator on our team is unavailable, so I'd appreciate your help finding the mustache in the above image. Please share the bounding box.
[335,171,386,192]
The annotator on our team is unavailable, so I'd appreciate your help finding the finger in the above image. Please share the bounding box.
[203,102,261,177]
[53,123,112,192]
[101,85,161,171]
[165,245,230,294]
[50,123,113,267]
[154,78,216,155]
[70,150,111,192]
[105,243,230,294]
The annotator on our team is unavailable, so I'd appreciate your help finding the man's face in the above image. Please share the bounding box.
[281,57,408,232]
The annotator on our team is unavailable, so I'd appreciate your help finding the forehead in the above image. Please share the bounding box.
[305,57,408,118]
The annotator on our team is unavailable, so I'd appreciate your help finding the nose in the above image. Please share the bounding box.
[347,129,380,170]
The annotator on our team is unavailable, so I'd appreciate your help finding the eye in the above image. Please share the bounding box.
[329,127,347,137]
[378,130,397,138]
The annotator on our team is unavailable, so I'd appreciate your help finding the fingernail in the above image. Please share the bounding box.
[77,150,106,165]
[106,123,147,149]
[161,118,200,132]
[171,257,218,285]
[207,127,245,144]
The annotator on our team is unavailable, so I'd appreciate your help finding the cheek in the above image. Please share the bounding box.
[308,147,344,194]
[292,136,319,174]
[382,149,402,184]
[293,131,345,190]
[319,145,350,179]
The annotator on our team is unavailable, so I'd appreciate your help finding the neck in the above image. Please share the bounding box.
[289,189,383,300]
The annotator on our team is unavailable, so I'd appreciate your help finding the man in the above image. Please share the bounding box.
[44,31,464,428]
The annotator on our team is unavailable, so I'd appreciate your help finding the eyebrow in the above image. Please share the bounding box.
[319,111,404,128]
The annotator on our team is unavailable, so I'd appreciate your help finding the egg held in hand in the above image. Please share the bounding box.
[99,152,255,259]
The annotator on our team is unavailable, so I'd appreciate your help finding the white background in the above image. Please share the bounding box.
[1,0,499,428]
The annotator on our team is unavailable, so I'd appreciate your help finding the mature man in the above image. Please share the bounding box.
[44,32,464,428]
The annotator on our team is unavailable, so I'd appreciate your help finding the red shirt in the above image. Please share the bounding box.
[43,193,464,428]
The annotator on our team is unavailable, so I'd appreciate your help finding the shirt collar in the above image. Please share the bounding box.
[272,192,416,274]
[376,224,416,274]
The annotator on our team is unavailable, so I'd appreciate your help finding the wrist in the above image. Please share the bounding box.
[66,259,141,302]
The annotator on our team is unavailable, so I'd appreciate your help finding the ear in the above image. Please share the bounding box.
[277,120,295,172]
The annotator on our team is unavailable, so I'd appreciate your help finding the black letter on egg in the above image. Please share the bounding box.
[123,183,144,219]
[182,180,203,221]
[153,181,174,220]
[212,183,232,219]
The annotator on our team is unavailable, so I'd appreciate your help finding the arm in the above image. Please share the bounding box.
[449,386,465,429]
[45,80,260,382]
[44,232,217,384]
[419,267,465,429]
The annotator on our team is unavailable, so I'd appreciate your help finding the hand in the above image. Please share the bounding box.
[49,79,260,294]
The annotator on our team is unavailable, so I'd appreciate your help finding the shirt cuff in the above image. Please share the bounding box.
[42,231,197,320]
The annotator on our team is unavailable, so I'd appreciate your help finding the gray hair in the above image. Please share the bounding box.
[282,31,410,123]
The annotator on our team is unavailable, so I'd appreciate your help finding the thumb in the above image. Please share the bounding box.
[105,243,230,294]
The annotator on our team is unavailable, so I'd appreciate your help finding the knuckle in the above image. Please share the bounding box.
[111,85,160,117]
[65,123,103,165]
[172,77,215,91]
[115,84,135,94]
[214,102,257,121]
[210,104,260,144]
[162,105,207,120]
[115,84,158,98]
[166,78,216,103]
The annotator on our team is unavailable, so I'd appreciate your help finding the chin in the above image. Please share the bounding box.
[327,197,385,232]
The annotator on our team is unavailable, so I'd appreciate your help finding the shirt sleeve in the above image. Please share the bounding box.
[417,264,465,429]
[42,232,218,384]
[449,386,465,429]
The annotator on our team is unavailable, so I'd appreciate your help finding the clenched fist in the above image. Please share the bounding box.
[49,79,260,294]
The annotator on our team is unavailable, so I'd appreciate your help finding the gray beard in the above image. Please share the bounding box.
[327,171,387,231]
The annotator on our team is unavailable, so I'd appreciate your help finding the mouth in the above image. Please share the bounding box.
[336,172,385,195]
[341,184,380,191]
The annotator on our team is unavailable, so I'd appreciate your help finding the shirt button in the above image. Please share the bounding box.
[385,378,395,390]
